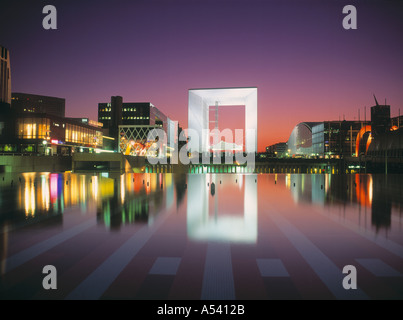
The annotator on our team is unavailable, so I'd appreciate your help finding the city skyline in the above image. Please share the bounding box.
[1,0,403,151]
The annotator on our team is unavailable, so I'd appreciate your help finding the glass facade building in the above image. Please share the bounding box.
[0,113,103,154]
[287,122,319,157]
[312,121,363,158]
[287,121,364,158]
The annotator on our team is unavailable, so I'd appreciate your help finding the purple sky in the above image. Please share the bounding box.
[1,0,403,151]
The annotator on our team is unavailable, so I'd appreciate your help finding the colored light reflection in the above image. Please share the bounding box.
[41,174,50,211]
[2,172,395,235]
[22,173,36,217]
[50,174,58,204]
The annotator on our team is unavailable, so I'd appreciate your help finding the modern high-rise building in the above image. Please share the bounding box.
[0,46,11,106]
[11,93,66,118]
[98,97,173,154]
[98,98,167,130]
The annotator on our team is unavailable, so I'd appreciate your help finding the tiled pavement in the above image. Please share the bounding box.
[1,194,402,300]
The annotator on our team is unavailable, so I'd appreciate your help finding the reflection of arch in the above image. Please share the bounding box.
[355,125,371,156]
[187,175,257,243]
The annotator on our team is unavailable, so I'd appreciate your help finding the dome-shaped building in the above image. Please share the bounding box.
[287,122,320,157]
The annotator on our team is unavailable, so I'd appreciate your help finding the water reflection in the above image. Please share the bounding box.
[0,172,183,231]
[0,172,402,235]
[285,174,403,233]
[187,174,258,243]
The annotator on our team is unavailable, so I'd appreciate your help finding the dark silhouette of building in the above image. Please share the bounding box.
[0,45,11,106]
[266,142,287,157]
[391,115,402,129]
[371,95,391,136]
[0,46,13,144]
[11,93,66,118]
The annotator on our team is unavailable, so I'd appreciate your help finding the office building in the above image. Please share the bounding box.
[98,96,175,155]
[11,93,66,118]
[312,121,363,158]
[0,112,103,155]
[98,98,167,130]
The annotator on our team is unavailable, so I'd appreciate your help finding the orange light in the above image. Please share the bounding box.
[355,125,371,156]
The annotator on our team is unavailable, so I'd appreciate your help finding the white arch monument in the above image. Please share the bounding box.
[188,87,258,154]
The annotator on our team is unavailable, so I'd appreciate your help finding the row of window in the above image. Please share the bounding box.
[16,118,103,148]
[99,108,143,112]
[65,124,102,147]
[124,116,149,120]
[100,116,150,120]
[17,118,51,139]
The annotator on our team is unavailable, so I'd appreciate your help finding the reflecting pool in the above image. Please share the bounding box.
[0,172,402,299]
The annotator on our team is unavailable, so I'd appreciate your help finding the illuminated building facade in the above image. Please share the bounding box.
[98,99,167,132]
[312,121,362,158]
[11,93,65,118]
[286,121,363,158]
[287,122,319,157]
[98,96,177,155]
[0,113,103,154]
